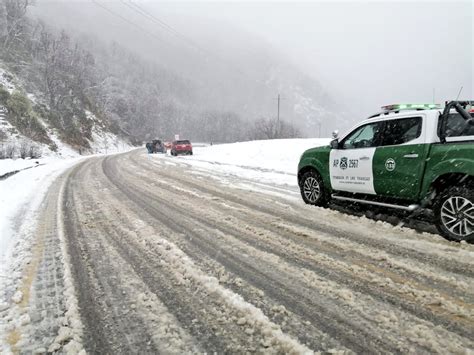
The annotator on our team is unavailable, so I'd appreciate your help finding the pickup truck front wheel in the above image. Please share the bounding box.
[434,186,474,242]
[299,170,329,207]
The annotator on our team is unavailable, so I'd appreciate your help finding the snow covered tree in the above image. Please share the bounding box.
[0,0,7,38]
[1,0,31,51]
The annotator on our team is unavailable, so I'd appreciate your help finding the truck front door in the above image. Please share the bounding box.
[330,121,385,194]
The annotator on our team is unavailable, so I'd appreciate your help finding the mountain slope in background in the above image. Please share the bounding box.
[29,1,351,138]
[0,0,352,157]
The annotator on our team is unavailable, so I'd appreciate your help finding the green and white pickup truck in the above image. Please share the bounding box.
[298,101,474,242]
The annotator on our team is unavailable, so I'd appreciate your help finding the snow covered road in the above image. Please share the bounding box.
[3,148,474,353]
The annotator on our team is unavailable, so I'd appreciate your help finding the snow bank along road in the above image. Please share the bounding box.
[5,149,474,354]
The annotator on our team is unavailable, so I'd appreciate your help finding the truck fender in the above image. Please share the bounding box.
[298,157,331,192]
[420,158,474,201]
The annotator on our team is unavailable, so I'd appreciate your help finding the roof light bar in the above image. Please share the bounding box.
[381,103,441,111]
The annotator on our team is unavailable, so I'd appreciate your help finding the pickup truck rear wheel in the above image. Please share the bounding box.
[434,186,474,242]
[299,170,329,207]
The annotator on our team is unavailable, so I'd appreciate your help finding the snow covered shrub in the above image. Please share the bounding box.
[18,140,42,159]
[4,93,53,147]
[19,140,29,159]
[28,143,42,159]
[6,91,30,118]
[3,143,15,159]
[0,85,9,105]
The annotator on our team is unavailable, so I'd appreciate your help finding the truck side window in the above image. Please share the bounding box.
[381,116,422,146]
[341,122,384,149]
[446,113,474,137]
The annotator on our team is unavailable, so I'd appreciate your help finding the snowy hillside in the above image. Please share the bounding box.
[0,67,132,159]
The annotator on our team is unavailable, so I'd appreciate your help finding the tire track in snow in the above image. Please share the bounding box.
[132,151,474,276]
[32,149,473,354]
[1,169,85,354]
[63,159,204,354]
[135,155,474,297]
[129,153,474,307]
[101,153,474,353]
[68,157,314,354]
[130,152,474,346]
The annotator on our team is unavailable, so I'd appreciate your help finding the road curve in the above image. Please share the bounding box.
[20,149,474,353]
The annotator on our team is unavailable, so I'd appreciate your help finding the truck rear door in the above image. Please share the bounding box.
[372,115,428,199]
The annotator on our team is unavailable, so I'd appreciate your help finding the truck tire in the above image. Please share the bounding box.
[299,170,329,207]
[434,186,474,242]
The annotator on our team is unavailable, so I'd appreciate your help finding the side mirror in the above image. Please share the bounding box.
[330,138,339,149]
[332,130,339,139]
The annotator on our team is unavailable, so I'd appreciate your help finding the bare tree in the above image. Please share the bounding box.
[253,118,278,139]
[102,135,109,154]
[252,118,301,140]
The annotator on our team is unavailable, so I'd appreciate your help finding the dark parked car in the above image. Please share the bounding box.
[146,139,167,154]
[171,140,193,156]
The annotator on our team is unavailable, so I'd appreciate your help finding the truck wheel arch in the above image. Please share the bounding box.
[298,166,318,185]
[298,166,327,187]
[428,173,474,204]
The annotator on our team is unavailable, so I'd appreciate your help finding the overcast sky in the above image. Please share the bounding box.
[147,0,473,117]
[35,0,473,121]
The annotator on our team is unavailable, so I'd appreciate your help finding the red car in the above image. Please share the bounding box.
[171,140,193,156]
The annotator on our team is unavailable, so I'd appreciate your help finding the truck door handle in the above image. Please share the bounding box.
[403,153,419,159]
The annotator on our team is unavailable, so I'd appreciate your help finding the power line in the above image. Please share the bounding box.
[129,0,264,67]
[119,0,249,77]
[91,0,279,120]
[94,0,269,84]
[90,0,173,48]
[120,0,206,56]
[92,0,251,100]
[128,1,188,41]
[120,1,174,35]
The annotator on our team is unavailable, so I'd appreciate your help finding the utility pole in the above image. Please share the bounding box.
[274,93,286,124]
[277,94,281,125]
[274,93,285,138]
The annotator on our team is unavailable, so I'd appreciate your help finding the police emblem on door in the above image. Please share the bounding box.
[340,157,348,170]
[385,158,396,171]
